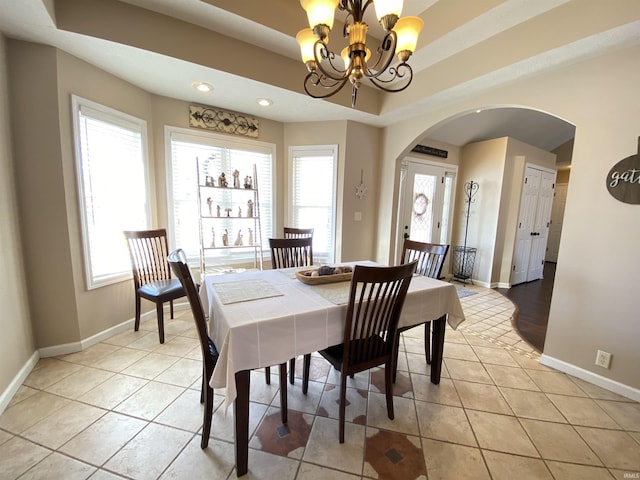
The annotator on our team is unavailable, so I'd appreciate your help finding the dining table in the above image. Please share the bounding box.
[199,261,465,476]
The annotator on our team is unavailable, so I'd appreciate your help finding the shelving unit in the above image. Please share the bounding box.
[196,159,263,274]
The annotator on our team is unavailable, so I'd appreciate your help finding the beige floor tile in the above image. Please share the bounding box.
[248,370,281,405]
[18,452,96,480]
[87,468,128,479]
[415,400,477,446]
[406,352,433,377]
[59,343,120,366]
[78,373,148,410]
[0,437,51,480]
[113,381,185,420]
[317,384,367,424]
[162,319,195,336]
[153,335,200,358]
[453,380,513,415]
[209,401,267,443]
[461,332,498,348]
[90,347,149,372]
[326,367,370,389]
[235,448,300,479]
[411,375,461,407]
[596,399,640,431]
[525,370,588,396]
[159,436,234,480]
[484,364,540,390]
[0,429,12,446]
[422,438,490,480]
[547,394,620,428]
[59,411,147,466]
[442,342,479,361]
[271,379,324,415]
[128,332,174,351]
[44,366,115,399]
[103,423,192,479]
[303,416,364,475]
[7,385,38,408]
[510,354,549,371]
[444,358,492,384]
[570,377,635,402]
[520,418,601,465]
[21,401,106,450]
[22,359,83,390]
[154,357,202,387]
[498,387,566,422]
[120,352,179,379]
[575,426,640,470]
[472,345,520,367]
[483,450,554,480]
[366,392,419,435]
[155,388,222,432]
[0,391,70,434]
[297,462,360,480]
[101,328,150,347]
[545,460,615,480]
[466,410,538,456]
[610,469,640,479]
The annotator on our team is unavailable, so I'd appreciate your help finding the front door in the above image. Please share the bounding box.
[398,161,456,263]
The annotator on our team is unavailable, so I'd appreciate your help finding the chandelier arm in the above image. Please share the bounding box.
[303,71,352,99]
[362,31,397,79]
[313,40,352,82]
[367,64,414,92]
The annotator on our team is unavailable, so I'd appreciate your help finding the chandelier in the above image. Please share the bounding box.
[296,0,423,107]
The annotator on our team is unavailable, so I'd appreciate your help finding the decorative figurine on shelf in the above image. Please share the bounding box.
[244,175,253,189]
[205,175,215,187]
[222,229,229,246]
[246,199,253,217]
[206,197,213,216]
[211,227,215,247]
[224,207,232,217]
[233,169,240,189]
[218,172,228,187]
[234,229,243,246]
[248,228,254,246]
[216,205,221,217]
[238,206,242,217]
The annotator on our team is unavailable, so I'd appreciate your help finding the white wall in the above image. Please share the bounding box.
[378,44,640,395]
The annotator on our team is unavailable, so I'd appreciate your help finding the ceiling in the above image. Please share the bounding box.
[1,0,639,151]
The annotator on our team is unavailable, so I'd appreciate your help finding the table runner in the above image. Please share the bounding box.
[212,279,283,304]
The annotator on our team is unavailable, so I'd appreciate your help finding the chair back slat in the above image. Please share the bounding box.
[343,261,416,369]
[283,227,314,239]
[124,229,172,288]
[401,239,449,279]
[269,237,313,269]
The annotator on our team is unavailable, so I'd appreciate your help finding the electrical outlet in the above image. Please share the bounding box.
[595,350,612,369]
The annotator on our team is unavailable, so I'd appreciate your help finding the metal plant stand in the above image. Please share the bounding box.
[453,180,479,284]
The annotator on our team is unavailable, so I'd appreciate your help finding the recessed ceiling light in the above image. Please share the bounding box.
[192,81,213,93]
[257,98,273,107]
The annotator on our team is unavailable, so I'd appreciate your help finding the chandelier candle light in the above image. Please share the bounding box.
[296,0,423,107]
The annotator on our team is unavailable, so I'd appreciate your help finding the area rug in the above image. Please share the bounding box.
[456,287,477,299]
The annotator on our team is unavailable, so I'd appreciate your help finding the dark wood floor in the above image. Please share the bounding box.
[497,262,556,352]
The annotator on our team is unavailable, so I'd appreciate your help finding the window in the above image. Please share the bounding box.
[289,145,337,264]
[72,96,150,289]
[166,127,274,266]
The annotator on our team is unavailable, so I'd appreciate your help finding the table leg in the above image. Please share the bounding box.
[234,370,250,477]
[430,315,446,384]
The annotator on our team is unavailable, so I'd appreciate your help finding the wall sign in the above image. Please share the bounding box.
[189,105,259,138]
[411,144,448,158]
[606,137,640,204]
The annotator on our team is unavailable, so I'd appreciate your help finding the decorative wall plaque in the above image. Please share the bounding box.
[411,144,448,158]
[606,137,640,204]
[189,105,259,138]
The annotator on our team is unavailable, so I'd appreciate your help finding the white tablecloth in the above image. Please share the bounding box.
[200,262,465,410]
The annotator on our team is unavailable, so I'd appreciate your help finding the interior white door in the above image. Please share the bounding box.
[546,183,567,262]
[527,170,555,281]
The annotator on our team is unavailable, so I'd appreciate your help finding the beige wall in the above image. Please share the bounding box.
[378,44,640,393]
[0,35,36,407]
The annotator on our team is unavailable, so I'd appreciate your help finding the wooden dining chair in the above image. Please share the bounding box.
[395,239,449,378]
[268,236,314,385]
[302,261,417,443]
[168,249,288,447]
[283,227,314,239]
[124,229,187,344]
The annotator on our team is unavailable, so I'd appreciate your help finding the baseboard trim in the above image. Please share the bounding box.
[0,351,39,416]
[540,354,640,402]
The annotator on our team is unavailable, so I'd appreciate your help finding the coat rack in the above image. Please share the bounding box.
[453,180,479,284]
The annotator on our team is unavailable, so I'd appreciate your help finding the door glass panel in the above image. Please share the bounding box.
[440,173,454,244]
[409,173,436,243]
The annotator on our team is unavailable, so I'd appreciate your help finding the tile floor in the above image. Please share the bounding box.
[1,283,639,479]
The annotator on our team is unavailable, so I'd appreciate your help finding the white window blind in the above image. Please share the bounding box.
[167,128,274,266]
[72,96,150,289]
[289,145,337,264]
